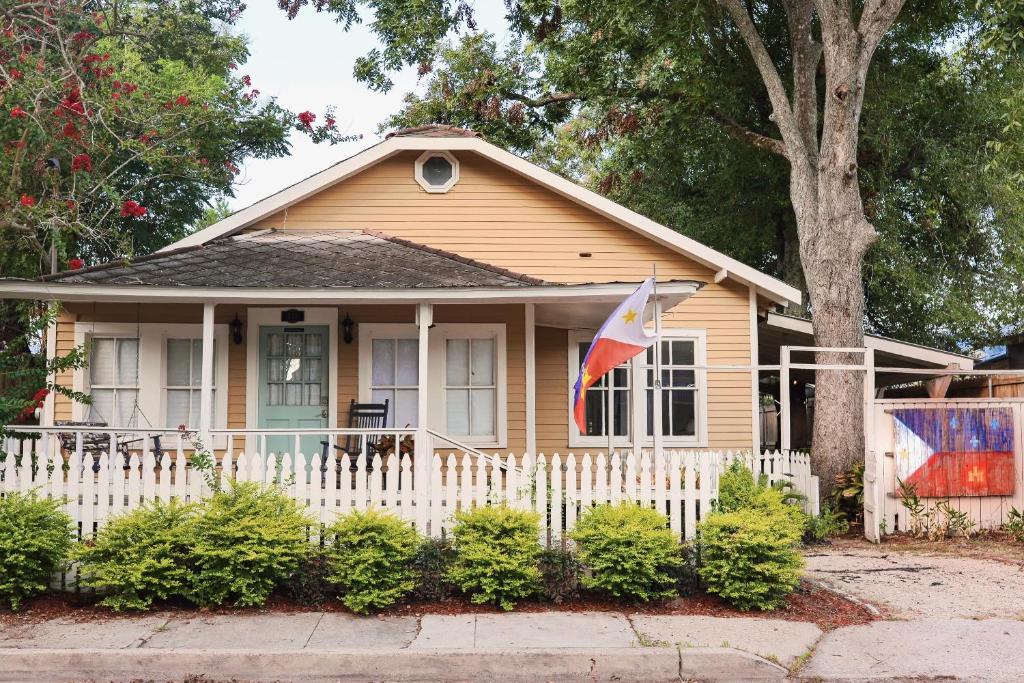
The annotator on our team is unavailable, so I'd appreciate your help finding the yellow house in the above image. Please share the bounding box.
[3,125,806,463]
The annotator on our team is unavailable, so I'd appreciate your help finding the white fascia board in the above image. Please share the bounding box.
[0,280,700,306]
[162,135,799,305]
[765,312,974,369]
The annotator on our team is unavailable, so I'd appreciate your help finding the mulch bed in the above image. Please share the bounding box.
[1,580,875,632]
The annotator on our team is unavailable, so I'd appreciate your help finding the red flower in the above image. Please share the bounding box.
[112,92,121,101]
[62,122,80,139]
[297,110,316,128]
[32,388,49,402]
[120,199,147,218]
[9,68,22,80]
[66,200,76,210]
[325,116,336,129]
[10,106,26,118]
[175,94,189,107]
[241,75,251,86]
[71,153,92,172]
[20,194,35,207]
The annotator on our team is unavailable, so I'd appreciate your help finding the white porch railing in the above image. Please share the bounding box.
[1,426,818,544]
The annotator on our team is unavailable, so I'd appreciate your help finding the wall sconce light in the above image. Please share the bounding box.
[341,313,355,344]
[230,314,244,345]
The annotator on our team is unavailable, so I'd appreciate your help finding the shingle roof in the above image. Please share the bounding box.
[385,124,483,139]
[41,230,547,288]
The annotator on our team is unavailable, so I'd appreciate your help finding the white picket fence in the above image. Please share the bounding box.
[0,439,818,545]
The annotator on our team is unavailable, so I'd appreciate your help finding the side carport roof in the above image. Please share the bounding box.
[760,311,974,386]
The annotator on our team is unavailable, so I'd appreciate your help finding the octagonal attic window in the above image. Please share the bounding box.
[415,151,459,193]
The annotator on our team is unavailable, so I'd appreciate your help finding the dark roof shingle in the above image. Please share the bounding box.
[42,230,547,289]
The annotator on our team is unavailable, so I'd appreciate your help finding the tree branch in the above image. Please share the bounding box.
[715,0,807,167]
[783,0,821,161]
[708,109,789,158]
[500,91,582,107]
[858,0,907,68]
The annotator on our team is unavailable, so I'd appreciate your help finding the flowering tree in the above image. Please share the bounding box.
[0,0,351,279]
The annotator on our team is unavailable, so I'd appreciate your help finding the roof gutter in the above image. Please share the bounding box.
[0,280,702,306]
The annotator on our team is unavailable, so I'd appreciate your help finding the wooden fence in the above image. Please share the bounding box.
[0,442,817,544]
[870,398,1024,534]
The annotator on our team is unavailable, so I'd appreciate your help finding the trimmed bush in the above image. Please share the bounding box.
[697,486,805,610]
[187,482,311,607]
[0,492,73,610]
[538,547,580,604]
[716,459,760,512]
[447,505,542,610]
[412,536,456,601]
[324,509,420,614]
[75,500,195,611]
[570,503,680,601]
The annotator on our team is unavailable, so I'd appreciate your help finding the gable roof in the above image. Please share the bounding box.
[164,127,801,305]
[43,230,547,289]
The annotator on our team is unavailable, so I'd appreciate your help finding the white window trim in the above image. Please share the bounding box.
[414,150,460,193]
[358,322,508,448]
[567,328,708,448]
[72,323,229,432]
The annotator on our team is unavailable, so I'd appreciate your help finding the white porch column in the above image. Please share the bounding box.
[415,303,433,532]
[748,287,760,455]
[199,303,215,442]
[524,303,537,456]
[41,305,58,428]
[779,345,791,452]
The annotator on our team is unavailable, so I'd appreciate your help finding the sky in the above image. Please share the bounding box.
[227,2,508,211]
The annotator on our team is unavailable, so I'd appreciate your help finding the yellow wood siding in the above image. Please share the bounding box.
[251,150,754,450]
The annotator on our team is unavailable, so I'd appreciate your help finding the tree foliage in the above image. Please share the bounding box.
[284,0,1024,352]
[0,0,352,280]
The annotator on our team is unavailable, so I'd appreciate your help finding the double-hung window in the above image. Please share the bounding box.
[444,337,497,438]
[569,329,706,447]
[165,339,216,429]
[369,337,420,428]
[87,337,140,427]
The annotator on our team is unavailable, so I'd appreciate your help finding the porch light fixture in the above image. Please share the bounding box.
[230,314,243,345]
[341,313,355,344]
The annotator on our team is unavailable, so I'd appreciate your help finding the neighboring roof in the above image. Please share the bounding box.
[41,230,546,289]
[386,125,483,138]
[762,312,974,370]
[161,128,801,306]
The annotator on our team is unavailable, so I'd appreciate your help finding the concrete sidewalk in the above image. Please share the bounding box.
[2,610,1023,681]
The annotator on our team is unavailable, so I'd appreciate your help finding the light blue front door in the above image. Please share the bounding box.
[258,326,329,461]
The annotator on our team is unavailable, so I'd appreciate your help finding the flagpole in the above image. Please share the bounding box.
[652,264,664,462]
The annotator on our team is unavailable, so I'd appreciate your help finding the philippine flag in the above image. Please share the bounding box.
[573,277,659,433]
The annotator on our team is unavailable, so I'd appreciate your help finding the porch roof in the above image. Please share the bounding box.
[36,229,545,289]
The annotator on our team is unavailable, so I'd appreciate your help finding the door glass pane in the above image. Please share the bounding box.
[446,388,469,435]
[583,388,605,436]
[166,339,191,385]
[286,383,303,406]
[285,333,303,357]
[613,389,629,436]
[470,389,495,435]
[269,333,284,356]
[471,339,494,386]
[90,338,115,385]
[396,339,418,385]
[395,389,419,429]
[89,388,113,423]
[269,383,283,406]
[285,358,302,381]
[670,390,696,436]
[268,359,285,382]
[372,339,395,385]
[446,339,469,385]
[116,339,138,384]
[166,389,190,427]
[305,358,322,381]
[305,333,322,356]
[306,383,321,406]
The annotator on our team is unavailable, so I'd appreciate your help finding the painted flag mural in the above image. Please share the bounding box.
[892,407,1016,497]
[573,277,658,433]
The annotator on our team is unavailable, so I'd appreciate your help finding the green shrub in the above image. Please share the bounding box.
[538,547,580,604]
[285,553,336,606]
[1005,507,1024,542]
[187,482,311,607]
[803,505,849,544]
[447,505,542,610]
[698,501,804,610]
[75,500,195,611]
[570,503,680,602]
[412,536,456,601]
[324,509,420,614]
[716,460,760,512]
[0,492,73,610]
